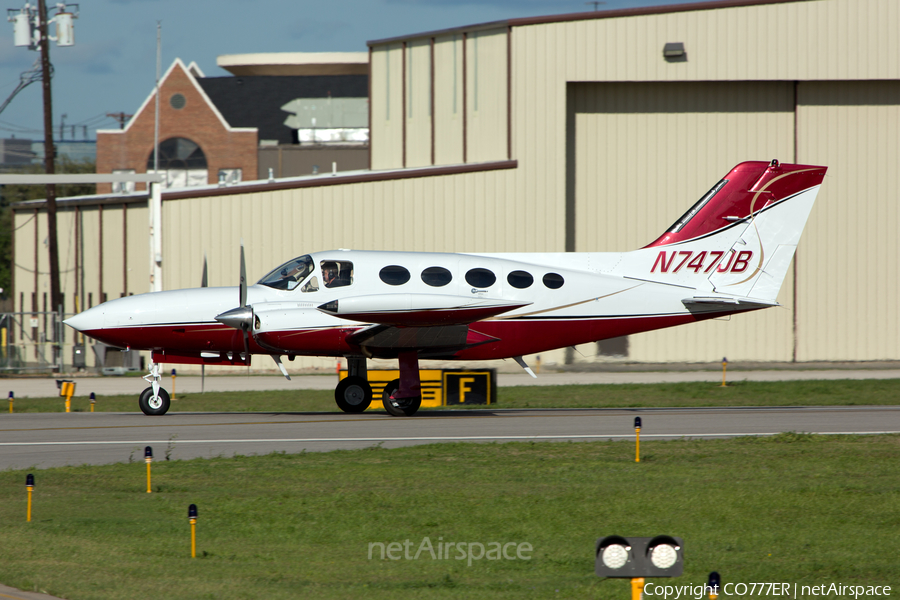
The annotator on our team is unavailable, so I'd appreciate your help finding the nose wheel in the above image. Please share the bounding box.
[139,386,171,416]
[139,361,171,415]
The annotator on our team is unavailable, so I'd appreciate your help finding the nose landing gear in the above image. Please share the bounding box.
[139,361,171,415]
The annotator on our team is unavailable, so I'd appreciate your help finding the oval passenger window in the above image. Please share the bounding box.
[507,270,534,289]
[421,266,452,287]
[542,273,564,289]
[379,265,411,286]
[465,268,496,288]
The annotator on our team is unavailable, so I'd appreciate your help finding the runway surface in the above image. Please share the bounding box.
[2,405,898,470]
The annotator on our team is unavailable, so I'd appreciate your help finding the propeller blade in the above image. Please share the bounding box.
[242,328,250,365]
[239,241,247,308]
[200,252,208,288]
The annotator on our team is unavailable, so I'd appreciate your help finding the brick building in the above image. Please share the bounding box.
[96,59,258,194]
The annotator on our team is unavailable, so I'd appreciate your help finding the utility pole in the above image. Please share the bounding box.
[8,1,78,364]
[105,112,132,130]
[37,0,60,320]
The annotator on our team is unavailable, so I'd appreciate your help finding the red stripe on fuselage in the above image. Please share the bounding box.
[81,308,757,364]
[80,323,261,354]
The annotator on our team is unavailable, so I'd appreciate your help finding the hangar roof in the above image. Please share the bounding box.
[367,0,808,45]
[197,75,368,144]
[217,52,369,76]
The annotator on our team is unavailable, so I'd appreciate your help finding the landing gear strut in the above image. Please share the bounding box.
[140,361,171,415]
[382,350,422,417]
[332,354,421,416]
[335,356,372,413]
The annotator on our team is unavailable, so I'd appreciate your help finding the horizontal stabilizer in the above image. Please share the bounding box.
[682,296,778,314]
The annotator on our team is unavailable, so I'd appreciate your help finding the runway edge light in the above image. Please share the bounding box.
[595,535,684,578]
[634,417,642,463]
[145,446,153,493]
[721,357,728,387]
[188,504,198,558]
[709,571,721,599]
[26,473,34,522]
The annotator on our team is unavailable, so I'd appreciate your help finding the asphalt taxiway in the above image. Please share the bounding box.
[2,405,899,470]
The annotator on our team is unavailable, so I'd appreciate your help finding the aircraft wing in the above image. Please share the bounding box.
[347,323,500,356]
[313,294,522,358]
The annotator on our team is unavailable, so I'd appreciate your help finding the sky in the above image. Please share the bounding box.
[0,0,713,142]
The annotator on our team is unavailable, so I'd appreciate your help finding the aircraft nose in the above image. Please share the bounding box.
[64,306,103,332]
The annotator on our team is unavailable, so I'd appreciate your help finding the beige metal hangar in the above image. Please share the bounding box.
[12,0,900,371]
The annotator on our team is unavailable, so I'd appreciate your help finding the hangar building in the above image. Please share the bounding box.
[12,0,900,370]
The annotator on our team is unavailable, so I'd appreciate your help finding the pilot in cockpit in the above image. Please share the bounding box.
[322,262,339,287]
[321,261,351,288]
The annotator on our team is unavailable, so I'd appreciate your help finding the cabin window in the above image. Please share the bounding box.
[301,276,319,293]
[421,266,452,287]
[380,265,411,285]
[258,255,314,290]
[465,268,496,288]
[507,270,533,289]
[542,273,564,289]
[320,260,353,288]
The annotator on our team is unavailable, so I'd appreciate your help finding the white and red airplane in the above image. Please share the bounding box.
[66,160,826,417]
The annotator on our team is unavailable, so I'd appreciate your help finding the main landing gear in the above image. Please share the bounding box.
[139,361,171,415]
[334,354,422,417]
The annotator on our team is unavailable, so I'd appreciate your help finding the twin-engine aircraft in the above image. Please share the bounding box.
[66,160,826,417]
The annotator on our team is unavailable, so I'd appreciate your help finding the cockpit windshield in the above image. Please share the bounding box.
[258,255,314,290]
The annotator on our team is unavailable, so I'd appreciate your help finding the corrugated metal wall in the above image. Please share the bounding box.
[370,45,403,169]
[14,0,900,369]
[406,39,432,167]
[572,81,796,362]
[796,80,900,361]
[465,29,508,163]
[371,28,509,170]
[434,35,464,165]
[161,170,521,292]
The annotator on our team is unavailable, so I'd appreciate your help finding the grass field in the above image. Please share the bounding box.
[0,434,898,599]
[6,378,900,413]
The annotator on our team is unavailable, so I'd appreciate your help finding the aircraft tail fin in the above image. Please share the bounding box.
[620,160,827,303]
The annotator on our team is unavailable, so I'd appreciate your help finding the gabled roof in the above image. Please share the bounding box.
[96,58,256,136]
[196,75,368,144]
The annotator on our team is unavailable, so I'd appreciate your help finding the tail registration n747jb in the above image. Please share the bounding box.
[66,160,826,416]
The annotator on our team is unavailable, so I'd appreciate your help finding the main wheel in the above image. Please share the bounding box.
[381,378,421,417]
[335,376,372,413]
[139,386,170,416]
